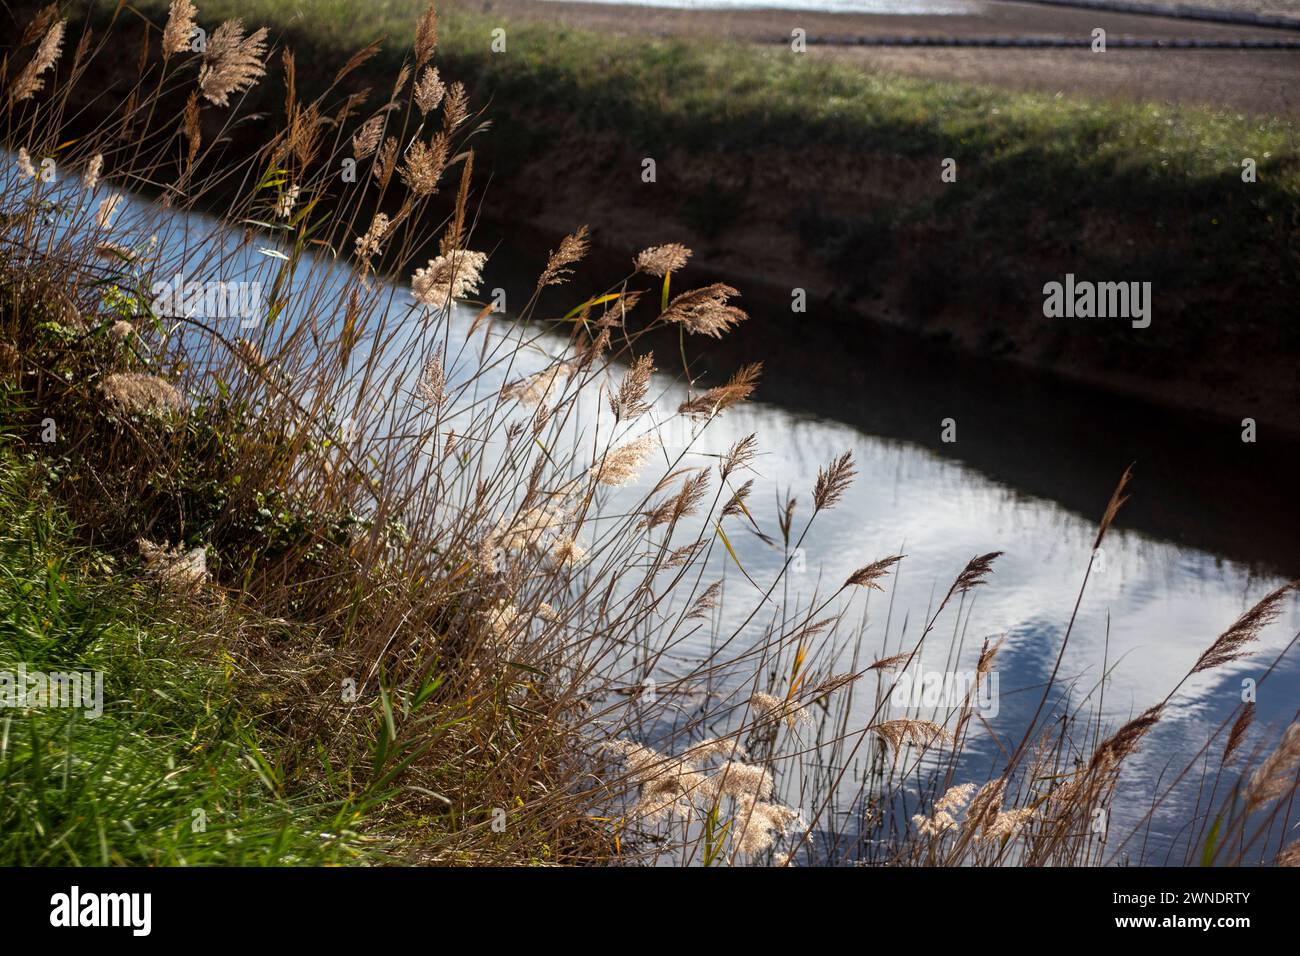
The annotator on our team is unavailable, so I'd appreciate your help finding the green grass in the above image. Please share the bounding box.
[0,447,383,865]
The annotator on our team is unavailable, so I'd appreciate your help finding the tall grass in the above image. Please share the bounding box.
[0,1,1297,866]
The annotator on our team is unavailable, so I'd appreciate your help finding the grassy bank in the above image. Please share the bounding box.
[117,0,1300,429]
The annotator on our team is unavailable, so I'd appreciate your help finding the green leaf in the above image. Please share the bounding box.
[1199,812,1223,866]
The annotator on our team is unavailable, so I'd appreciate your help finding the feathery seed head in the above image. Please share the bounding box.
[844,555,904,591]
[199,20,269,108]
[678,363,761,419]
[352,117,384,159]
[82,153,103,189]
[873,719,953,752]
[813,451,855,510]
[661,283,746,338]
[354,212,390,264]
[539,226,590,288]
[95,194,122,230]
[414,2,438,65]
[954,551,1003,594]
[1245,721,1300,812]
[400,135,450,197]
[412,250,487,308]
[634,243,692,277]
[442,82,469,133]
[1193,582,1296,675]
[502,363,573,407]
[609,353,653,421]
[590,434,657,487]
[9,17,65,103]
[274,184,300,219]
[98,373,184,415]
[163,0,198,58]
[414,66,445,114]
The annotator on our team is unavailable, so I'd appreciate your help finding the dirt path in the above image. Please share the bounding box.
[460,0,1300,114]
